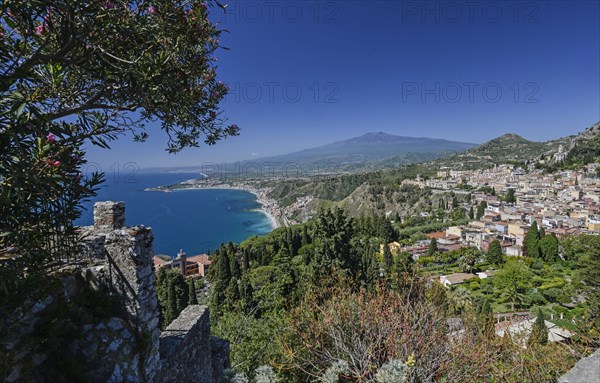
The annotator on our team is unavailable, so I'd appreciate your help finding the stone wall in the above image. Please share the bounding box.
[87,202,230,382]
[1,274,143,383]
[159,305,230,382]
[103,226,162,381]
[2,201,229,383]
[82,201,229,383]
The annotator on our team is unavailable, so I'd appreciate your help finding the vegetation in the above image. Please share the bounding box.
[487,239,504,266]
[0,0,236,304]
[207,208,593,382]
[156,267,197,329]
[529,308,549,346]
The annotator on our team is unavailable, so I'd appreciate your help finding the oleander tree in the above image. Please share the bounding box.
[0,0,237,295]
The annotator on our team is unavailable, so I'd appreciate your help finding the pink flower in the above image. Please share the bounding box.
[46,133,56,142]
[148,6,156,15]
[52,160,61,167]
[34,24,45,36]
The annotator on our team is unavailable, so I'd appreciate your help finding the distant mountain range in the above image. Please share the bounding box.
[144,122,599,175]
[235,132,476,172]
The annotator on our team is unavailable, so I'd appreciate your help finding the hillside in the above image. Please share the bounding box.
[560,122,600,168]
[428,133,564,170]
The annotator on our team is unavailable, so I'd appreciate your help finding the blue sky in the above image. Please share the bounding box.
[87,0,600,170]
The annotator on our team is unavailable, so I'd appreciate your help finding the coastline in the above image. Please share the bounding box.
[145,180,284,230]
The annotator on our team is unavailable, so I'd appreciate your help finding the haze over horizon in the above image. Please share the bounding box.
[86,0,600,170]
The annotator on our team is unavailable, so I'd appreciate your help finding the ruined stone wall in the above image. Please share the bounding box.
[1,274,143,383]
[158,305,230,382]
[3,201,229,383]
[81,202,229,382]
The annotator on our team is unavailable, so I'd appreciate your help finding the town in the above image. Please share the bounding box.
[399,157,599,261]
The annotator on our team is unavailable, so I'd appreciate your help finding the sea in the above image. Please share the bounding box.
[74,172,275,257]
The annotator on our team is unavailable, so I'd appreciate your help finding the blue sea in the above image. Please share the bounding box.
[75,172,274,256]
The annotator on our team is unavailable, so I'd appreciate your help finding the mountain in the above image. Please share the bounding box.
[239,132,476,172]
[427,122,600,171]
[427,133,565,170]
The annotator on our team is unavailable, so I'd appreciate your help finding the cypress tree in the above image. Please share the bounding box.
[225,277,240,306]
[524,221,540,257]
[479,299,495,337]
[469,206,474,220]
[301,225,309,246]
[230,251,242,279]
[506,188,516,204]
[476,202,486,220]
[428,238,438,256]
[383,244,393,273]
[242,279,255,315]
[156,266,168,303]
[188,278,198,305]
[173,272,188,314]
[539,233,559,262]
[487,239,504,266]
[538,226,546,239]
[528,308,548,346]
[243,248,251,271]
[165,277,178,326]
[217,249,232,285]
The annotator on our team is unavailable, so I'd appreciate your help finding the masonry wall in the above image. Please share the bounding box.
[158,305,230,382]
[85,201,230,383]
[2,201,229,383]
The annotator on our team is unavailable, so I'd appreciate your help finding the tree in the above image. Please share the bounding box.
[165,277,178,326]
[487,239,504,266]
[469,206,474,220]
[538,226,546,239]
[1,0,237,292]
[188,278,198,305]
[476,201,487,220]
[528,308,548,346]
[157,268,189,328]
[539,234,559,263]
[478,299,495,337]
[494,260,531,311]
[310,208,356,288]
[428,238,438,256]
[523,221,540,258]
[383,244,393,273]
[505,188,516,204]
[243,248,251,271]
[458,248,477,273]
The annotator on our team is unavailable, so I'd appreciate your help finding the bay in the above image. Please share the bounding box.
[75,172,274,256]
